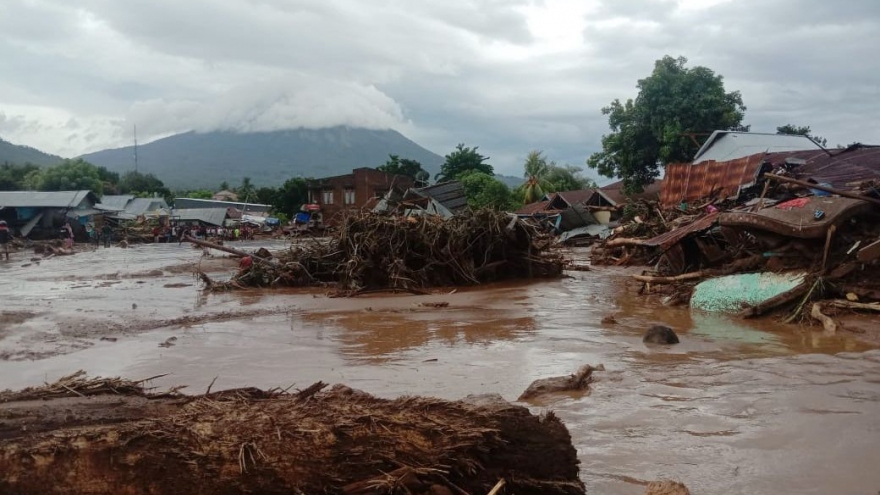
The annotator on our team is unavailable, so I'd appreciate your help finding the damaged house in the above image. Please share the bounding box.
[0,190,100,240]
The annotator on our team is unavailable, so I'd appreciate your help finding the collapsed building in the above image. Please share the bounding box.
[592,132,880,326]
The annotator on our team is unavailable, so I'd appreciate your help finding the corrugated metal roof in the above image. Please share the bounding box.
[126,198,168,215]
[555,189,595,207]
[693,131,822,164]
[413,181,468,212]
[173,197,270,213]
[661,144,880,208]
[515,200,552,215]
[0,190,95,208]
[171,208,229,226]
[794,145,880,188]
[661,156,766,208]
[643,212,719,248]
[97,195,135,211]
[600,180,662,205]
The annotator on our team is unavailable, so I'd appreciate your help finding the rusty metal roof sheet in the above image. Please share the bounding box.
[661,156,766,208]
[600,180,662,205]
[661,145,880,208]
[643,212,720,249]
[515,200,552,215]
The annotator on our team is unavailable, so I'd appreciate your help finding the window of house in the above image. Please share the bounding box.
[344,189,356,205]
[322,190,334,204]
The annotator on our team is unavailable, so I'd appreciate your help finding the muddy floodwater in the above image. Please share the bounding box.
[2,243,880,494]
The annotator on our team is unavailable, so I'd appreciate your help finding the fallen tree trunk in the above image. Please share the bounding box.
[739,280,811,319]
[632,271,704,284]
[0,377,584,495]
[184,235,271,264]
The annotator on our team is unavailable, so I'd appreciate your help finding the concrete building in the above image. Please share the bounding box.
[307,168,414,225]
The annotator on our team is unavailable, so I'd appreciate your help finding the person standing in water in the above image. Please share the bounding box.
[0,220,10,260]
[102,223,112,248]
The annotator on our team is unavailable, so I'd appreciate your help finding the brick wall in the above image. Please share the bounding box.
[308,168,414,226]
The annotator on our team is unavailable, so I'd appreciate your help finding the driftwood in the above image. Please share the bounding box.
[810,303,839,333]
[633,271,704,284]
[0,377,584,495]
[825,300,880,312]
[739,281,811,318]
[603,237,647,248]
[201,210,562,292]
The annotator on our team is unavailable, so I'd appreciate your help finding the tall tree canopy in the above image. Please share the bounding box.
[588,55,747,193]
[776,124,827,147]
[27,158,105,195]
[0,163,40,191]
[436,144,493,182]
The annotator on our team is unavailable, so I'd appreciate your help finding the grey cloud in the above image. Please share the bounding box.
[124,76,408,139]
[1,0,880,174]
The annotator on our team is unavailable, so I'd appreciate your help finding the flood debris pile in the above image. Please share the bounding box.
[201,209,563,292]
[591,149,880,328]
[0,376,585,495]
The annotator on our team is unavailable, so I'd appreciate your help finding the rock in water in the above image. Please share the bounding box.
[643,325,679,344]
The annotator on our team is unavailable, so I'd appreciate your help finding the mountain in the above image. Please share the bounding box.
[81,127,445,190]
[0,137,64,166]
[496,174,524,189]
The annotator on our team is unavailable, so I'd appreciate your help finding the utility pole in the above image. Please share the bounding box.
[133,125,139,173]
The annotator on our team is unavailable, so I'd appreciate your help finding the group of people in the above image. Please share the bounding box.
[85,223,114,248]
[151,224,256,244]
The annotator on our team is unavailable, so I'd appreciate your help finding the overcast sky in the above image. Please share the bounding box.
[1,0,878,177]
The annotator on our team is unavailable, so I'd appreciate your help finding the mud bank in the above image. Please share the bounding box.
[0,375,583,495]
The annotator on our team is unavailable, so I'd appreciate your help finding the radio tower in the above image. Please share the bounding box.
[133,125,139,173]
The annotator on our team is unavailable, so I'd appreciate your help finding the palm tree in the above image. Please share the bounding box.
[522,150,551,204]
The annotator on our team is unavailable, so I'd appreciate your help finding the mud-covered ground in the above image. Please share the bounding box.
[1,241,880,494]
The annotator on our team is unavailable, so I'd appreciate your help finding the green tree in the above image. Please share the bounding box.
[0,162,40,190]
[588,55,747,193]
[237,177,256,202]
[545,164,596,192]
[183,189,213,199]
[255,187,279,207]
[118,171,169,198]
[522,150,552,204]
[273,177,311,217]
[378,154,428,184]
[219,181,230,191]
[776,124,827,147]
[436,144,493,182]
[458,170,514,211]
[28,158,104,195]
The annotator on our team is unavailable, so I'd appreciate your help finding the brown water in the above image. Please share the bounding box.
[1,243,879,494]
